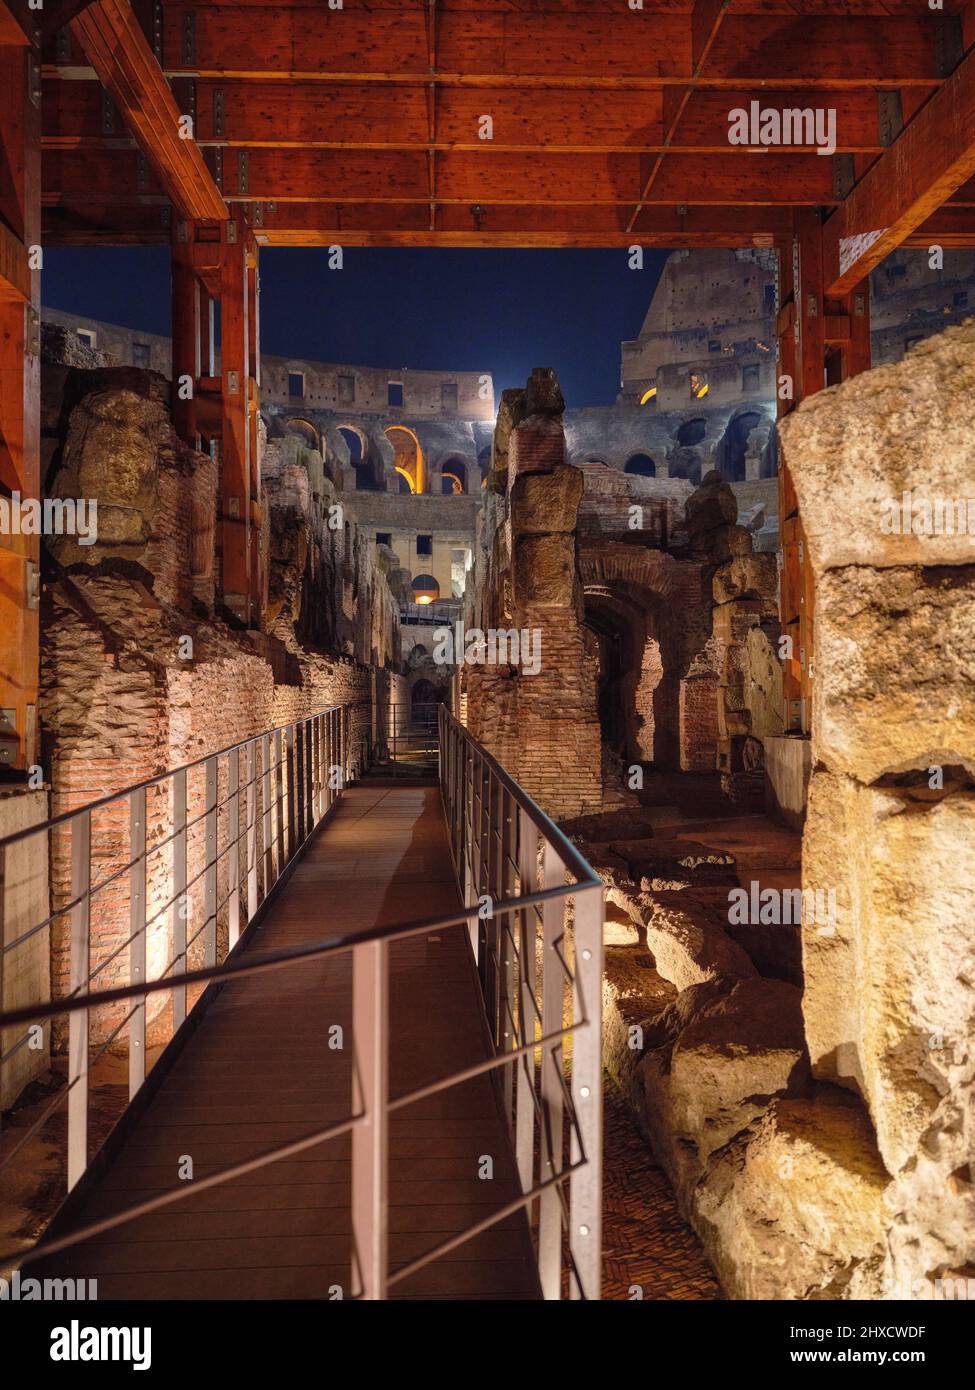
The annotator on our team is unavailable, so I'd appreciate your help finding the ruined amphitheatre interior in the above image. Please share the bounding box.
[0,0,973,1328]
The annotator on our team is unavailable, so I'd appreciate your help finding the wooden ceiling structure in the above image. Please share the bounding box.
[2,0,975,765]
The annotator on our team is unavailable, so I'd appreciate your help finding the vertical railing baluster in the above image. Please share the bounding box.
[539,837,565,1298]
[227,746,240,949]
[172,769,187,1029]
[304,719,314,835]
[499,787,516,1117]
[128,787,147,1098]
[285,724,297,861]
[515,808,536,1197]
[204,756,218,970]
[261,733,273,898]
[294,721,305,849]
[67,810,91,1191]
[273,727,285,881]
[246,740,258,924]
[351,937,389,1300]
[569,884,604,1301]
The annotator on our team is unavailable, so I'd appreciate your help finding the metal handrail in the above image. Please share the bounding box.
[0,706,603,1300]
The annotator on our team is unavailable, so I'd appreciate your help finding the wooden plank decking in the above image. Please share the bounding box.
[33,784,540,1300]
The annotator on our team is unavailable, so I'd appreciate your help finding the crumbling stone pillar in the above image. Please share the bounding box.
[686,471,779,808]
[464,370,602,819]
[778,321,975,1288]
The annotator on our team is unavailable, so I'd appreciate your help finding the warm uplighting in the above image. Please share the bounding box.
[411,573,440,605]
[639,386,657,405]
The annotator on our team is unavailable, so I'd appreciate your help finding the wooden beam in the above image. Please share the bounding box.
[0,218,29,302]
[0,32,40,772]
[43,197,798,247]
[71,0,227,221]
[425,0,437,232]
[823,41,975,293]
[42,142,843,205]
[218,216,254,626]
[160,10,943,87]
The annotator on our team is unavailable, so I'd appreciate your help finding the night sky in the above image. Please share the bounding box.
[41,246,670,408]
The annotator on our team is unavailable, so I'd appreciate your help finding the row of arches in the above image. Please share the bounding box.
[578,410,771,486]
[279,417,474,495]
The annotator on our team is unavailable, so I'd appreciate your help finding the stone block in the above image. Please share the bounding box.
[510,463,583,535]
[813,564,975,785]
[666,977,808,1160]
[778,320,975,573]
[513,533,575,607]
[802,769,975,1176]
[695,1093,889,1300]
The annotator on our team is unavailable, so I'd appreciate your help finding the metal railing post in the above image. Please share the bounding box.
[227,746,240,949]
[67,810,91,1191]
[128,787,147,1098]
[539,837,565,1298]
[569,883,604,1301]
[246,740,258,923]
[498,787,516,1115]
[172,769,187,1029]
[260,733,272,897]
[204,757,218,970]
[305,719,314,833]
[285,725,296,863]
[515,808,537,1195]
[294,722,305,848]
[273,727,285,879]
[352,937,389,1300]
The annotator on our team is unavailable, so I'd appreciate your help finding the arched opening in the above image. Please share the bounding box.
[716,410,764,483]
[396,467,416,494]
[338,425,365,463]
[441,457,467,495]
[410,677,443,734]
[584,584,679,771]
[385,425,426,494]
[624,453,656,477]
[283,417,320,452]
[677,417,707,448]
[411,573,440,605]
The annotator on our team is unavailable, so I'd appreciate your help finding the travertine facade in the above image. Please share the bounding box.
[779,321,975,1294]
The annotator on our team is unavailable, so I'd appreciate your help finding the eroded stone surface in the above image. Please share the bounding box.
[778,321,975,571]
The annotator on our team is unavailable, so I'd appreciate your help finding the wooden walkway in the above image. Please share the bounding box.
[34,784,540,1300]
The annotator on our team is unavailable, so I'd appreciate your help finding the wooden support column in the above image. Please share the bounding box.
[171,219,202,448]
[218,214,252,626]
[776,208,870,735]
[0,19,40,774]
[246,241,264,620]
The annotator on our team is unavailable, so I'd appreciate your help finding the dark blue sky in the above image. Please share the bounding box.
[41,246,669,407]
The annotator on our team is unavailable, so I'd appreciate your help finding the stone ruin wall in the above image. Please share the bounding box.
[462,371,602,820]
[595,320,974,1302]
[34,334,405,1051]
[462,369,781,821]
[778,321,975,1297]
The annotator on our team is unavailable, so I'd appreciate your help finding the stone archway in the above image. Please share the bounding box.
[385,424,426,494]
